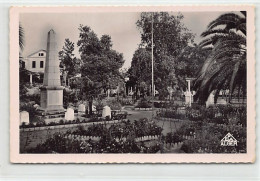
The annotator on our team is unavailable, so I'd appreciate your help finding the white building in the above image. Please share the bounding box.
[23,49,63,85]
[22,49,46,85]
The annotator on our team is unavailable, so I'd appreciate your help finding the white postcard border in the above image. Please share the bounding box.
[10,5,255,163]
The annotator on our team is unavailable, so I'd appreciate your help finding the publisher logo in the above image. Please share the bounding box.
[221,133,238,146]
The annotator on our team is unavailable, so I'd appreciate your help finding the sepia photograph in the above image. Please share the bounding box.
[10,6,255,163]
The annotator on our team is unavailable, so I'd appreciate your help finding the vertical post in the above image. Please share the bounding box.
[186,79,192,107]
[29,73,32,86]
[151,12,154,100]
[187,80,191,92]
[150,12,155,121]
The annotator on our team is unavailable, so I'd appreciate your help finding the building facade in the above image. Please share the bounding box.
[23,49,46,73]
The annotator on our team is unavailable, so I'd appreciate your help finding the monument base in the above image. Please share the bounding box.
[38,86,65,121]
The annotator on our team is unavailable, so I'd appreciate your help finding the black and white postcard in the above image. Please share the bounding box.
[10,5,255,163]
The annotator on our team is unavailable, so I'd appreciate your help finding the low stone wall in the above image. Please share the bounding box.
[20,119,127,132]
[63,134,161,143]
[134,107,153,111]
[156,117,184,122]
[164,142,184,149]
[134,135,160,142]
[65,134,101,141]
[182,135,196,140]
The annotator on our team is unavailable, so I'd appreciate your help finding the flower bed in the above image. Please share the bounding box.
[185,104,246,126]
[134,98,152,109]
[178,121,247,153]
[156,109,186,119]
[20,118,127,132]
[25,118,163,153]
[106,99,122,110]
[26,132,161,153]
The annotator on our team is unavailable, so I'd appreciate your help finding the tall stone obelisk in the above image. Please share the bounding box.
[40,29,64,114]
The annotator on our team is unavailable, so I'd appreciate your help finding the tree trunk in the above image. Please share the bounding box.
[89,100,93,115]
[63,73,67,86]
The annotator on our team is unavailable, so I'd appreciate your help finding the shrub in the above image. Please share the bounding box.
[59,119,64,125]
[48,122,57,126]
[107,99,122,110]
[135,98,152,108]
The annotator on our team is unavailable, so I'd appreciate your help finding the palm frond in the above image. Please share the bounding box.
[19,24,25,51]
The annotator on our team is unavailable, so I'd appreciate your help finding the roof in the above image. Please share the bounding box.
[27,49,46,58]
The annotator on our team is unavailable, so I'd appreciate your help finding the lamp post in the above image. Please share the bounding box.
[151,12,154,100]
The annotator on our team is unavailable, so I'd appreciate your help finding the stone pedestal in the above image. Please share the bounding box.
[78,104,85,115]
[102,106,111,118]
[185,78,193,107]
[184,91,192,106]
[20,111,29,125]
[65,108,75,121]
[40,87,64,111]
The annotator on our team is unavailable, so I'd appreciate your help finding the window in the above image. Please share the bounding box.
[40,61,44,68]
[32,61,36,68]
[38,53,44,56]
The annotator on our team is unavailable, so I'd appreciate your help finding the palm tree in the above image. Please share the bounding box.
[19,24,24,51]
[194,11,246,104]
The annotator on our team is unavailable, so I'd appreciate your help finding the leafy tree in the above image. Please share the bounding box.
[132,12,194,99]
[175,45,210,89]
[77,25,124,114]
[194,11,246,103]
[128,48,152,95]
[59,39,78,86]
[100,35,113,50]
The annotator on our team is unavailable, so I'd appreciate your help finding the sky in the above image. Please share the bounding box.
[20,11,230,69]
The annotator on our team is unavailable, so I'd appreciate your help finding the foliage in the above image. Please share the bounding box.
[63,88,78,108]
[26,119,163,153]
[165,132,183,144]
[20,103,41,123]
[194,12,247,103]
[59,39,79,86]
[135,98,152,108]
[179,122,246,153]
[94,99,104,113]
[106,99,122,110]
[129,12,195,99]
[128,48,152,93]
[154,101,172,108]
[19,24,24,51]
[77,25,125,113]
[185,104,246,126]
[27,133,83,153]
[21,93,41,105]
[71,118,162,139]
[175,45,210,87]
[157,108,186,119]
[19,23,31,102]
